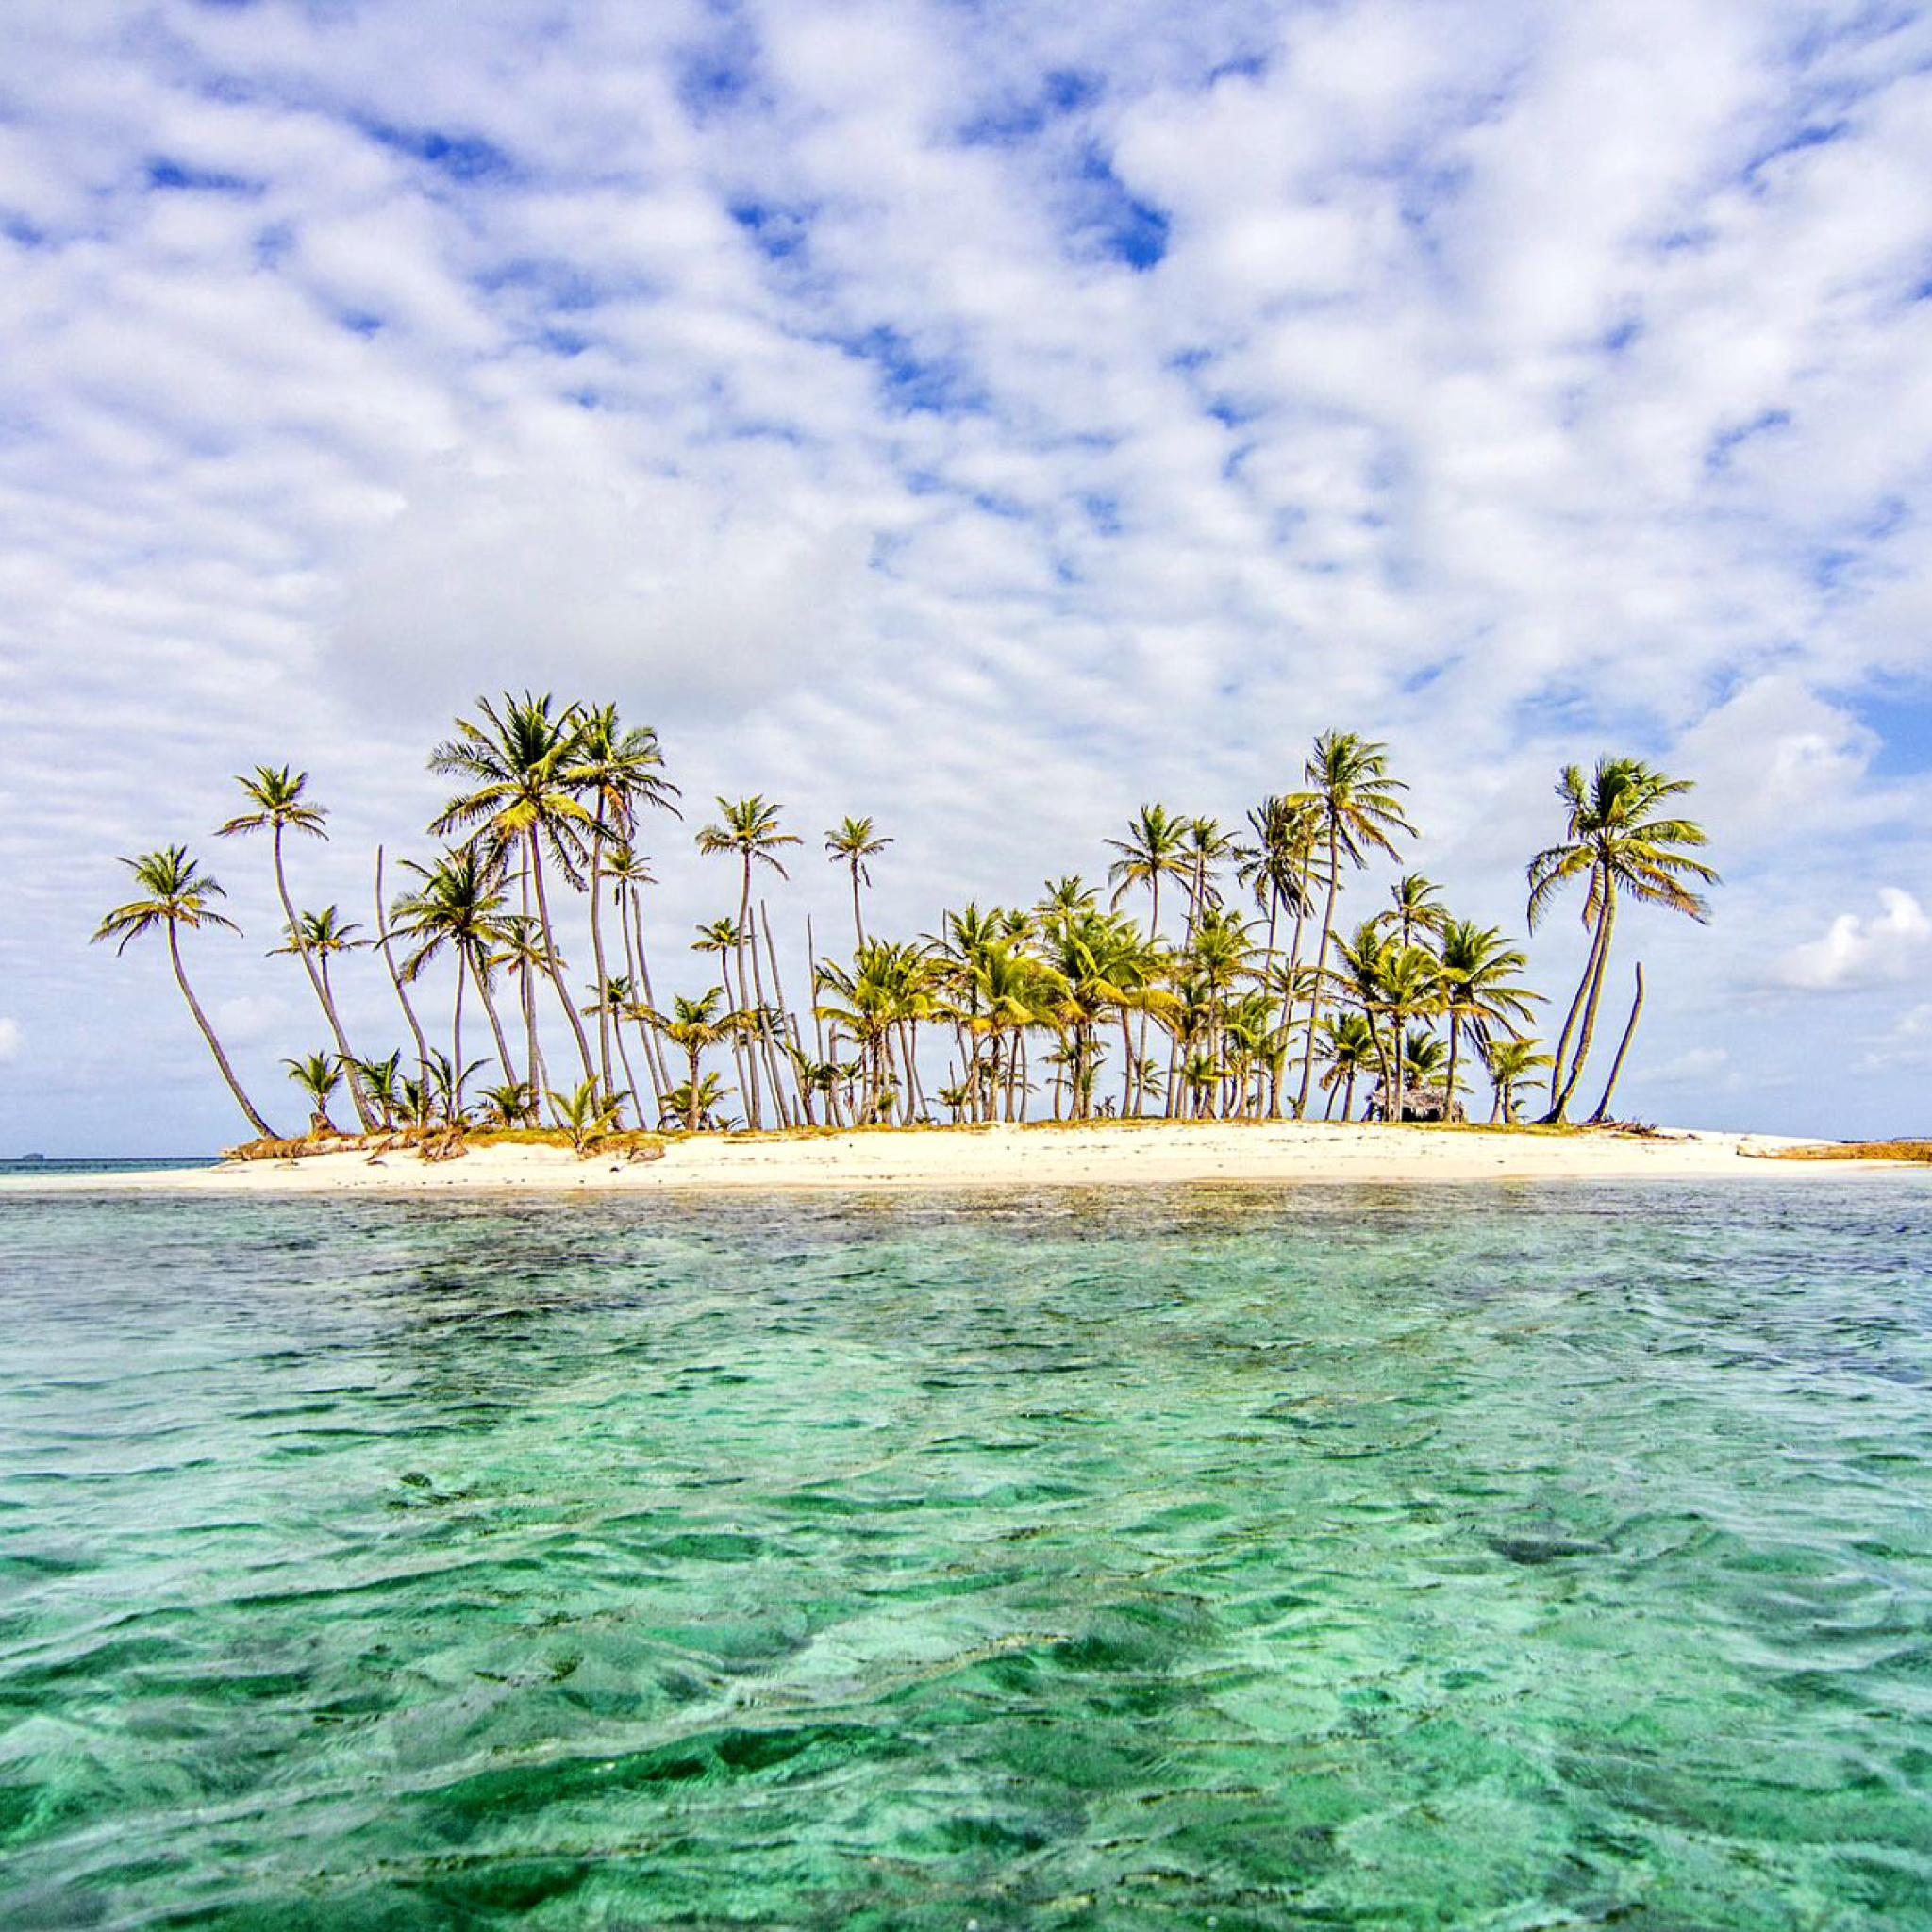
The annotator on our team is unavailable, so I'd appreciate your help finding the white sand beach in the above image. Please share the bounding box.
[8,1123,1900,1194]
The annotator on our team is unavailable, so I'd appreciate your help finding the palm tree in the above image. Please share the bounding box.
[642,989,746,1131]
[696,796,801,1127]
[428,692,598,1083]
[1377,874,1449,952]
[217,766,372,1127]
[1107,803,1191,1114]
[478,1079,538,1128]
[93,846,275,1137]
[372,847,431,1084]
[1526,758,1717,1122]
[825,815,891,948]
[353,1050,405,1130]
[548,1075,626,1155]
[1316,1012,1378,1119]
[568,705,678,1097]
[389,850,515,1092]
[283,1051,343,1135]
[1436,920,1540,1123]
[1374,943,1444,1123]
[1236,795,1323,1114]
[1484,1038,1553,1124]
[1290,732,1414,1117]
[271,906,366,1018]
[608,842,673,1100]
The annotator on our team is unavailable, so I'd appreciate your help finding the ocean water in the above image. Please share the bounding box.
[2,1180,1929,1930]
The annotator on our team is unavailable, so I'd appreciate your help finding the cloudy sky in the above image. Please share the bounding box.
[3,0,1930,1153]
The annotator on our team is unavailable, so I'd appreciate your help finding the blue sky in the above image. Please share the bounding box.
[3,0,1931,1150]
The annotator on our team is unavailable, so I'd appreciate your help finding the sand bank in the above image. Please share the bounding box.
[5,1122,1902,1194]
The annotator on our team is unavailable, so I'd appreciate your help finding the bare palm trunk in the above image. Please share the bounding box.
[374,847,431,1083]
[588,830,615,1096]
[169,920,273,1137]
[1546,865,1607,1108]
[272,825,372,1128]
[756,899,793,1127]
[1587,962,1645,1124]
[1444,1013,1462,1126]
[733,860,765,1129]
[627,887,674,1097]
[850,862,865,949]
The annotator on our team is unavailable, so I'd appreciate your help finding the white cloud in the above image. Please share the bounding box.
[1655,1045,1730,1083]
[0,1018,21,1063]
[1776,889,1932,991]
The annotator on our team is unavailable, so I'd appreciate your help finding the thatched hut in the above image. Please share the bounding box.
[1365,1083,1466,1124]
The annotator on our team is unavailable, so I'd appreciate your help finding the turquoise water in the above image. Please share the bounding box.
[3,1182,1929,1929]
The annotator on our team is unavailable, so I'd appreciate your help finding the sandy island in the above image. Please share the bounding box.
[5,1122,1909,1193]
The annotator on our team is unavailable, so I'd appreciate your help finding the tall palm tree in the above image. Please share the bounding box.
[1526,758,1716,1122]
[568,706,679,1097]
[696,796,800,1127]
[1373,943,1444,1123]
[1290,732,1414,1117]
[390,851,515,1091]
[428,692,597,1083]
[93,846,274,1137]
[608,842,673,1099]
[1376,874,1449,952]
[372,846,431,1083]
[1436,920,1540,1122]
[1108,803,1191,1113]
[217,766,372,1127]
[825,815,891,948]
[271,906,366,1019]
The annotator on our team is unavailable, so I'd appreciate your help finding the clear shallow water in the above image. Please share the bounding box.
[2,1182,1930,1930]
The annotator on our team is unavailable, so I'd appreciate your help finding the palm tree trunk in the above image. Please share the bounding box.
[1548,895,1617,1122]
[273,825,373,1129]
[758,900,795,1127]
[588,829,615,1097]
[169,919,273,1137]
[850,861,865,949]
[686,1043,703,1132]
[734,859,765,1128]
[1294,827,1342,1117]
[374,847,431,1083]
[475,960,516,1087]
[1546,866,1607,1107]
[1444,1013,1461,1126]
[628,887,674,1096]
[1271,889,1309,1118]
[452,953,468,1117]
[1587,962,1645,1124]
[527,834,596,1084]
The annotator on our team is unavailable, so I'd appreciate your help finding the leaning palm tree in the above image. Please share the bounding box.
[1290,732,1414,1117]
[1526,758,1717,1122]
[428,692,598,1083]
[271,906,366,1020]
[217,766,372,1127]
[93,846,274,1137]
[696,796,801,1127]
[825,815,891,948]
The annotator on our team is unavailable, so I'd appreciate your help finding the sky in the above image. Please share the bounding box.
[3,0,1930,1154]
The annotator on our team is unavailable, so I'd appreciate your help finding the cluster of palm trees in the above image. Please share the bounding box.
[94,694,1716,1144]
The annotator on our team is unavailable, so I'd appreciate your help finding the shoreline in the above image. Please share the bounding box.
[1,1122,1911,1194]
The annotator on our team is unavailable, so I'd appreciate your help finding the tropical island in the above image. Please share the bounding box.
[76,690,1894,1188]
